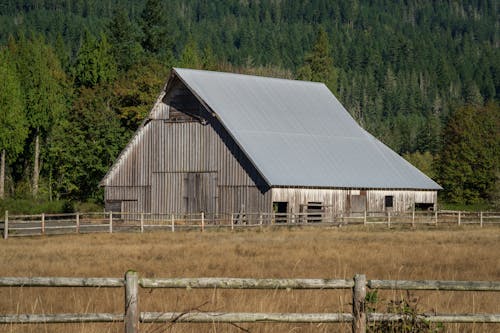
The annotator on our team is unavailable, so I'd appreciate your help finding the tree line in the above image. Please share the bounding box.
[0,0,498,207]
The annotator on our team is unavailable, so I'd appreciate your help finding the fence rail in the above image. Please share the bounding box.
[2,210,500,239]
[1,272,500,333]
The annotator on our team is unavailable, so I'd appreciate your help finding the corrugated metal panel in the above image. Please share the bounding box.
[174,68,442,190]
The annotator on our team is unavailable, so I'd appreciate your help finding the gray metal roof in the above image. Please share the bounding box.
[174,68,441,190]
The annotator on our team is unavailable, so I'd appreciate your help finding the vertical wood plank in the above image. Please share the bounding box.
[3,210,7,240]
[140,213,144,233]
[352,274,366,333]
[125,270,139,333]
[76,213,80,233]
[480,212,483,227]
[41,213,45,235]
[201,212,205,232]
[109,212,113,233]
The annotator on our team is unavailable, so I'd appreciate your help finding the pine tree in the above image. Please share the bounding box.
[107,7,143,71]
[140,0,169,55]
[297,27,338,91]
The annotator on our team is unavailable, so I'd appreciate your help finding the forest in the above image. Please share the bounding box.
[0,0,498,210]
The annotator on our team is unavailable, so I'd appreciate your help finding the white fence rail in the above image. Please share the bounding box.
[2,210,500,239]
[0,272,499,333]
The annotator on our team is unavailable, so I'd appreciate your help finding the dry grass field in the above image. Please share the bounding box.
[0,226,499,332]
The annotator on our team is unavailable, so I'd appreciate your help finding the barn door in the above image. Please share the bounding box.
[183,172,217,215]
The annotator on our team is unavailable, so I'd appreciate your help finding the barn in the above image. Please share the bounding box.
[100,68,441,219]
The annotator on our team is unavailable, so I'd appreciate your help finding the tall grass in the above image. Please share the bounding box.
[0,227,499,332]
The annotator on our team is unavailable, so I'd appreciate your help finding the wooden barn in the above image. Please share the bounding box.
[100,68,441,218]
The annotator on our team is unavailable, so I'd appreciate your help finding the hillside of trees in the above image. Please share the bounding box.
[0,0,498,208]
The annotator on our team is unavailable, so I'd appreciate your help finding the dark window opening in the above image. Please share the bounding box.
[385,196,394,209]
[273,202,288,223]
[415,203,434,211]
[307,201,323,223]
[106,200,121,213]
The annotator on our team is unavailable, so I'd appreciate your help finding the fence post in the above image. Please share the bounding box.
[363,210,367,225]
[201,212,205,232]
[109,212,113,233]
[230,214,234,231]
[435,209,438,225]
[171,214,175,232]
[41,213,45,235]
[411,209,415,228]
[140,213,144,233]
[353,274,367,333]
[480,211,483,227]
[76,213,80,233]
[3,210,7,240]
[125,270,139,333]
[458,211,461,226]
[259,213,263,229]
[387,211,391,228]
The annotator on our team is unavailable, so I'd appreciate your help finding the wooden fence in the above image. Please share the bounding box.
[1,272,499,333]
[2,210,500,239]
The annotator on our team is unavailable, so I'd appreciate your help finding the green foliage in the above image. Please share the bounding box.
[180,38,202,69]
[437,103,499,204]
[13,34,68,135]
[140,0,170,55]
[0,49,27,162]
[0,198,71,216]
[73,30,117,88]
[112,60,169,131]
[366,290,444,333]
[297,27,338,91]
[48,86,127,200]
[107,7,143,71]
[402,152,436,180]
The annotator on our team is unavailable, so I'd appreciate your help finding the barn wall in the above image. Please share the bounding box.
[272,188,437,213]
[103,102,271,215]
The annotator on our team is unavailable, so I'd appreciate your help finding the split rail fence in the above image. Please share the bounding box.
[1,272,499,333]
[2,210,500,239]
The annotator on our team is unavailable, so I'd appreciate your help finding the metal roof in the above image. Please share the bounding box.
[173,68,441,190]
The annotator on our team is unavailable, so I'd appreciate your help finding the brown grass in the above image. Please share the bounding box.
[0,226,499,332]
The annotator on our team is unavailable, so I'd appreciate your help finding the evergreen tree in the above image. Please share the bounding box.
[297,27,338,91]
[140,0,169,55]
[73,30,117,88]
[49,86,127,200]
[180,38,202,69]
[0,49,28,198]
[13,35,69,197]
[107,7,143,71]
[438,103,499,204]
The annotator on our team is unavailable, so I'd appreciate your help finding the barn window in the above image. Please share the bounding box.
[307,202,323,223]
[273,202,288,223]
[385,196,394,209]
[415,203,434,211]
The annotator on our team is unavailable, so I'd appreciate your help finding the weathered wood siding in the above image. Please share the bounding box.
[103,84,271,215]
[272,188,437,213]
